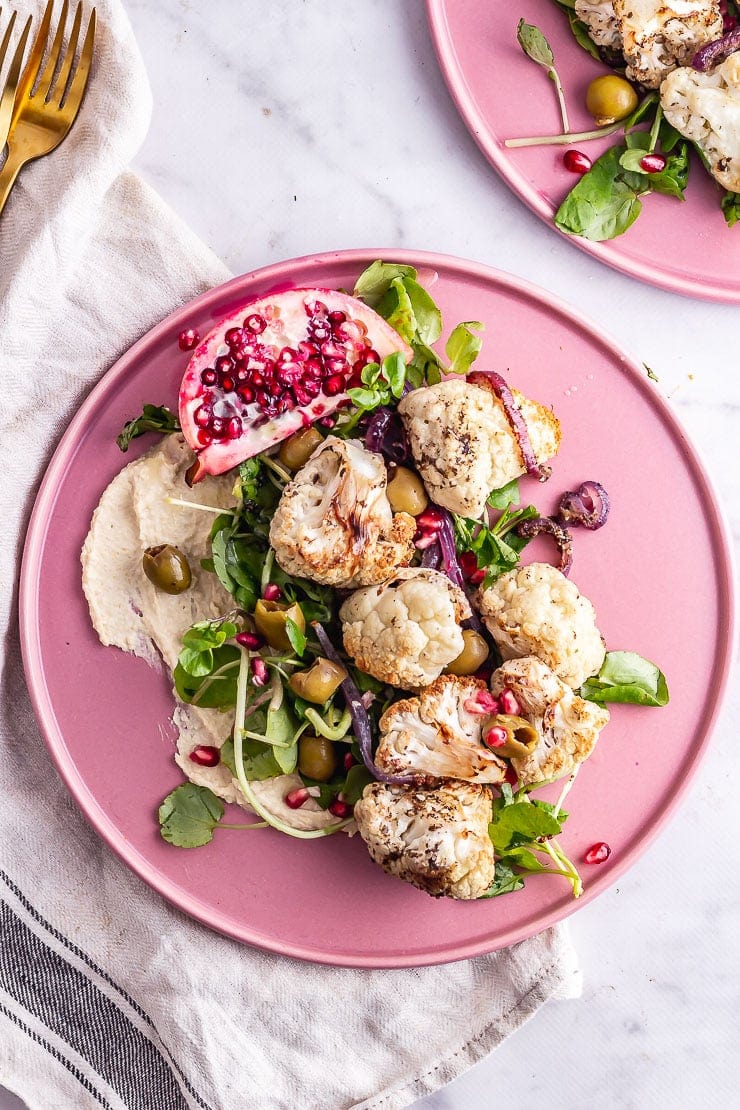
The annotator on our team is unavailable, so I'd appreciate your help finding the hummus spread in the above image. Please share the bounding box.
[81,435,335,831]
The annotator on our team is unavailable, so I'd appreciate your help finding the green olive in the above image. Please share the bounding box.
[298,734,338,781]
[142,544,192,594]
[485,714,539,760]
[386,466,428,516]
[289,657,347,704]
[278,426,323,471]
[444,630,490,676]
[253,599,306,651]
[585,75,638,126]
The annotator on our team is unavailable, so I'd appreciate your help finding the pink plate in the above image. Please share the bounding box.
[426,0,740,302]
[19,250,735,967]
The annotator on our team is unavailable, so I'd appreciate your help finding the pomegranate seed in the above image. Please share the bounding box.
[238,385,254,403]
[563,149,592,174]
[584,841,611,864]
[225,327,245,349]
[329,798,351,818]
[485,726,508,748]
[325,357,348,375]
[324,374,344,396]
[311,323,331,341]
[178,327,199,351]
[221,376,235,393]
[196,430,212,446]
[640,153,666,173]
[263,583,281,601]
[319,415,335,428]
[463,690,500,716]
[194,405,211,428]
[415,508,444,532]
[285,787,309,809]
[200,368,217,386]
[499,689,521,716]
[459,551,478,577]
[469,569,485,586]
[189,745,220,767]
[251,657,268,686]
[343,752,355,772]
[244,313,266,334]
[236,631,262,649]
[362,347,380,365]
[301,379,321,400]
[504,764,518,786]
[329,310,346,325]
[210,417,226,436]
[215,355,233,374]
[306,299,327,316]
[226,416,242,439]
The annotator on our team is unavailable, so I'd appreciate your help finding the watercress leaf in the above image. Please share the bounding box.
[478,860,525,898]
[721,190,740,228]
[347,386,381,409]
[556,145,643,241]
[624,92,659,130]
[647,143,689,200]
[265,701,299,748]
[158,783,224,848]
[273,742,298,775]
[489,800,562,853]
[352,261,417,308]
[173,644,240,707]
[285,617,307,657]
[658,117,683,154]
[116,404,180,452]
[580,650,669,706]
[517,18,554,68]
[237,457,263,504]
[445,321,484,375]
[377,277,417,344]
[342,764,374,806]
[361,362,382,386]
[565,9,601,58]
[411,340,445,386]
[236,737,286,781]
[500,845,548,872]
[487,478,520,510]
[382,351,408,399]
[178,646,214,678]
[404,278,443,345]
[619,148,650,173]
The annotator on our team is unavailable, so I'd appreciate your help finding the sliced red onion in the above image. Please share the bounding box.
[557,481,610,530]
[436,508,486,633]
[468,370,551,482]
[421,540,442,569]
[313,623,417,786]
[365,408,409,463]
[693,27,740,70]
[516,516,573,576]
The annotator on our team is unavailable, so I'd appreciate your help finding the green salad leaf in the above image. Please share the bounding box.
[479,861,525,898]
[445,321,484,376]
[722,191,740,228]
[158,784,224,848]
[487,478,520,510]
[116,404,180,452]
[581,651,669,706]
[453,504,539,585]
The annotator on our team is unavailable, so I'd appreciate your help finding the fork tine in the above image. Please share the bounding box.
[59,6,94,114]
[0,14,31,149]
[0,11,17,69]
[11,0,54,125]
[35,0,68,102]
[51,1,81,105]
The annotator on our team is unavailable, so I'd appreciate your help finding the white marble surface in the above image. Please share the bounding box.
[5,0,740,1107]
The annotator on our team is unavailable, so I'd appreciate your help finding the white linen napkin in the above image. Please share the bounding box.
[0,3,581,1108]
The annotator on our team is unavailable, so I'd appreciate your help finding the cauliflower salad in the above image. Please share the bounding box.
[82,260,669,902]
[507,2,740,238]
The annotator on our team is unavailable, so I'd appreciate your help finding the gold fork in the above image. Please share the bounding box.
[0,0,95,217]
[0,8,32,151]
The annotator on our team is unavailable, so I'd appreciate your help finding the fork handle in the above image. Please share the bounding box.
[0,148,27,219]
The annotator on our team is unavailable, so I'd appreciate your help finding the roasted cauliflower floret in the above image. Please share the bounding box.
[375,676,507,784]
[354,780,496,899]
[478,562,605,690]
[661,53,740,190]
[491,658,610,785]
[339,568,471,690]
[614,0,722,88]
[397,378,560,519]
[268,436,415,588]
[575,0,623,50]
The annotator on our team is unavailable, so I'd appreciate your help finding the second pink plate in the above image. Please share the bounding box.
[427,0,740,302]
[20,250,734,967]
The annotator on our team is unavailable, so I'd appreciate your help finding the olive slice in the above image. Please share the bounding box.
[142,544,192,594]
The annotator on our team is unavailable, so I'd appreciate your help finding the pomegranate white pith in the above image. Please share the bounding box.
[178,288,413,482]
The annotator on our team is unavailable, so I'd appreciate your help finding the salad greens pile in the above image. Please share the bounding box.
[509,7,739,237]
[118,258,669,899]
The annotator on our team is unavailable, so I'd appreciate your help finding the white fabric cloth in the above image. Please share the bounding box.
[0,3,581,1108]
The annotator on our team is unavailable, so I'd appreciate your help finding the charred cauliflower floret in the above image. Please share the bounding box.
[339,568,471,690]
[268,436,415,588]
[354,780,496,899]
[661,53,740,190]
[491,658,610,785]
[614,0,722,88]
[375,676,507,784]
[575,0,623,50]
[478,562,605,690]
[397,378,560,519]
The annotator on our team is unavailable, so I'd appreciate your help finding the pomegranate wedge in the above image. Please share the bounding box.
[178,288,413,482]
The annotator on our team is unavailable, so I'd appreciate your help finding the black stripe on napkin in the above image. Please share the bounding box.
[0,1000,111,1108]
[0,870,212,1110]
[0,898,194,1110]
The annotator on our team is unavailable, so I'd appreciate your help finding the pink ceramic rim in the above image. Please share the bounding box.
[19,248,736,967]
[425,0,740,304]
